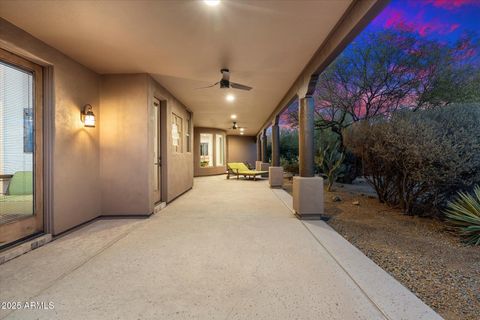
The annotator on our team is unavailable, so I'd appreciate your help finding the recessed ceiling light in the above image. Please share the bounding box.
[240,128,245,132]
[231,114,237,119]
[226,94,235,102]
[204,0,220,6]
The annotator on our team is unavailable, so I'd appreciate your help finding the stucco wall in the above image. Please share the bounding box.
[100,74,150,215]
[194,127,227,177]
[0,19,194,234]
[0,18,101,235]
[148,76,193,204]
[226,135,257,167]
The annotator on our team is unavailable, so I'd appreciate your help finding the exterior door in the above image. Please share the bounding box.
[153,98,161,204]
[0,49,43,247]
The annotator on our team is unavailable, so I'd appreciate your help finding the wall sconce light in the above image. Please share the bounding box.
[81,104,96,128]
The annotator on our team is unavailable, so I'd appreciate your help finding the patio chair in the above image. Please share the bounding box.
[0,171,33,216]
[227,163,268,181]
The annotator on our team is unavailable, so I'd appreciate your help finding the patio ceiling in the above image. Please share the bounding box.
[0,0,352,136]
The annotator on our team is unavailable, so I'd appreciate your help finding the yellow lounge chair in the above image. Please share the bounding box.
[227,163,268,181]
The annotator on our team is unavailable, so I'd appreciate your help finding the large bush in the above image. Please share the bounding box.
[280,156,299,175]
[344,104,480,215]
[280,129,298,162]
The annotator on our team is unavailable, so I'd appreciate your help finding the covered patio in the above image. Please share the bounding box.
[0,176,439,319]
[0,0,391,250]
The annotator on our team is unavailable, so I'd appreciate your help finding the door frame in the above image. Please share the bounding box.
[152,97,162,204]
[151,94,168,206]
[0,48,44,246]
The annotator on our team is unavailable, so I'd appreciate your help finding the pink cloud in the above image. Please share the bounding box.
[426,0,480,10]
[382,8,461,37]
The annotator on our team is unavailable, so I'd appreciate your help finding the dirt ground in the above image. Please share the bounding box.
[283,177,480,320]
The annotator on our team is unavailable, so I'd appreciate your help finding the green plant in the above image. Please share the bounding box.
[344,104,480,215]
[280,156,299,175]
[445,186,480,245]
[315,136,345,192]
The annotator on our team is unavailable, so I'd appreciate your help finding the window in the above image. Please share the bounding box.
[199,133,213,167]
[186,113,192,152]
[215,134,225,166]
[172,113,183,153]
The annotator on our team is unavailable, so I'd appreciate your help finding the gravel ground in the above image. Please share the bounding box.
[284,178,480,320]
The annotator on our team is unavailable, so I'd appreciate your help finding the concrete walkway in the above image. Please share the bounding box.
[0,176,441,320]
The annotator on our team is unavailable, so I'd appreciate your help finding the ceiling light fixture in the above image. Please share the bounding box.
[226,94,235,102]
[204,0,220,6]
[240,128,245,132]
[231,114,237,119]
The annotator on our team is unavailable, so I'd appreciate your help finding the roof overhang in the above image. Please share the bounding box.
[0,0,388,136]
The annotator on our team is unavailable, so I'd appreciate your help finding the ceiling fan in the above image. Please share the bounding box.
[199,69,252,91]
[228,121,247,131]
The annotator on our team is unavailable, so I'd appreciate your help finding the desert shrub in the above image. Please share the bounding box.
[280,129,298,161]
[336,151,362,184]
[279,129,299,174]
[280,156,299,175]
[445,186,480,245]
[344,104,480,215]
[315,128,346,191]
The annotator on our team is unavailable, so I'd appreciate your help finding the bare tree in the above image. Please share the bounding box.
[285,30,480,137]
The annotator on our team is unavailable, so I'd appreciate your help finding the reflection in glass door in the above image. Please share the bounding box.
[0,50,43,247]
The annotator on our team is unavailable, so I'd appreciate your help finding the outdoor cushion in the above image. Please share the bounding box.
[7,171,33,195]
[227,163,267,175]
[228,162,250,172]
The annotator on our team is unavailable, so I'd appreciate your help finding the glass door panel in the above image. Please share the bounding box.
[0,50,43,247]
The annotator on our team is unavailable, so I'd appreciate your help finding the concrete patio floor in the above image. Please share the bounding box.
[0,175,441,320]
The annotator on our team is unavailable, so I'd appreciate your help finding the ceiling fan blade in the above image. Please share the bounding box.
[230,82,252,91]
[196,81,219,89]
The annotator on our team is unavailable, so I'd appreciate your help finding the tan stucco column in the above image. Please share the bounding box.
[261,129,268,163]
[298,96,315,177]
[293,96,323,219]
[256,134,262,161]
[271,116,280,167]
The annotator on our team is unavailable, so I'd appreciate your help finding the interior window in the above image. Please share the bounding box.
[200,133,213,167]
[171,113,183,153]
[215,134,224,166]
[186,113,192,153]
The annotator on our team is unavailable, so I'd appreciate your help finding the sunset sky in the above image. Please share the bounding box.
[278,0,480,127]
[370,0,480,41]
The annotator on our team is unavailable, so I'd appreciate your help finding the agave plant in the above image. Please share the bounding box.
[445,186,480,245]
[315,140,345,192]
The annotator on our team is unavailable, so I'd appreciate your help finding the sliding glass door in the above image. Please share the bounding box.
[0,49,43,247]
